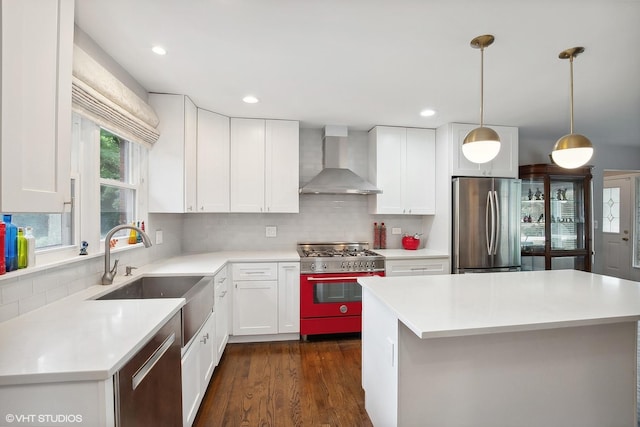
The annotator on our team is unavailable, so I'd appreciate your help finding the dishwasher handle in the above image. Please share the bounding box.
[131,332,176,391]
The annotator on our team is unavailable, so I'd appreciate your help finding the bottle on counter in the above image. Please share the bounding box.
[0,222,5,275]
[24,226,36,267]
[373,222,380,249]
[380,222,387,249]
[128,222,137,244]
[3,214,17,272]
[136,221,142,243]
[17,227,27,269]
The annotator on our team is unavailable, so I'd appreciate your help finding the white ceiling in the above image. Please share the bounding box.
[75,0,640,148]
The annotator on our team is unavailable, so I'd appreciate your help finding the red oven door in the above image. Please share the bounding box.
[300,271,384,319]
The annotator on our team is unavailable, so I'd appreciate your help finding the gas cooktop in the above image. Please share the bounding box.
[297,242,385,273]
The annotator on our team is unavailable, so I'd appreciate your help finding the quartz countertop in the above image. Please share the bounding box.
[373,248,448,260]
[358,270,640,339]
[0,250,299,386]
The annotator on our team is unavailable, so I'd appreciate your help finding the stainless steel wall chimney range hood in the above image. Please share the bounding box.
[299,125,382,195]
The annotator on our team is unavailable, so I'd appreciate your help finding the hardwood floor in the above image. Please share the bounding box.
[193,335,374,427]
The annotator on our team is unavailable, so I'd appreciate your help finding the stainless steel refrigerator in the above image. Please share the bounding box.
[452,177,521,273]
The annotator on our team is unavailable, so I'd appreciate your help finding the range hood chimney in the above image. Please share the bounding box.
[299,125,382,195]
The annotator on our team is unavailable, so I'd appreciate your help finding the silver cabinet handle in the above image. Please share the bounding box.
[131,333,175,391]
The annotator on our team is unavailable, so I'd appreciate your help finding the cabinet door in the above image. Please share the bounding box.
[148,94,196,213]
[184,98,198,212]
[199,311,216,389]
[450,123,518,178]
[230,118,265,212]
[265,120,299,213]
[405,128,436,214]
[181,334,201,427]
[233,280,278,335]
[1,0,73,212]
[278,262,300,333]
[369,127,404,214]
[214,268,229,362]
[197,109,230,212]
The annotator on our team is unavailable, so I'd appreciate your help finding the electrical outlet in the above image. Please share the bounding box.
[155,229,163,245]
[265,226,277,237]
[391,227,402,235]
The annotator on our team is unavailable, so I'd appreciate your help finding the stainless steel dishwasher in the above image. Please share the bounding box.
[115,311,182,426]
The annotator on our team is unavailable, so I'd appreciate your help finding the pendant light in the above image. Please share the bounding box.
[551,47,593,169]
[462,34,501,164]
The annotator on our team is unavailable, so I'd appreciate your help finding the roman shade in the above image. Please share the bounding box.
[71,46,160,145]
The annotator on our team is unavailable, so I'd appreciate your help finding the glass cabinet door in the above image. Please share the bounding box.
[521,178,546,255]
[549,177,586,251]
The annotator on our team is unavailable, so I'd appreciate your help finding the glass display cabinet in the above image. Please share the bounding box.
[519,164,592,271]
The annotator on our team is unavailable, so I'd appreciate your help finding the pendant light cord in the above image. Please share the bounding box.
[479,45,485,127]
[569,54,574,134]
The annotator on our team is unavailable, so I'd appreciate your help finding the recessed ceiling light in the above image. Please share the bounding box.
[151,46,167,56]
[420,109,436,117]
[243,95,259,104]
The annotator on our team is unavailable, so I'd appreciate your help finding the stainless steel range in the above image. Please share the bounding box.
[297,242,385,338]
[297,242,385,274]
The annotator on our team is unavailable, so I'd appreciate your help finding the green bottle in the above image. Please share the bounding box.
[17,227,27,269]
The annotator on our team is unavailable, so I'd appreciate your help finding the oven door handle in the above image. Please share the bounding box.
[306,276,373,281]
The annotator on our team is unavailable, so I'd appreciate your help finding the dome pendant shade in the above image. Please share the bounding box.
[551,133,593,169]
[551,46,593,169]
[462,127,501,164]
[463,34,501,164]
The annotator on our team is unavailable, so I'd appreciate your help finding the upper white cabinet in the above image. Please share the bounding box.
[445,123,519,178]
[197,109,230,212]
[148,95,230,213]
[148,94,197,213]
[230,118,299,213]
[1,0,74,212]
[369,126,436,215]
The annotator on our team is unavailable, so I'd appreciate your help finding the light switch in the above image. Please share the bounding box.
[155,229,163,245]
[265,226,277,237]
[391,227,401,235]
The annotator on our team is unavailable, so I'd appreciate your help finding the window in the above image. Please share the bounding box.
[602,187,620,233]
[99,129,139,239]
[12,180,75,250]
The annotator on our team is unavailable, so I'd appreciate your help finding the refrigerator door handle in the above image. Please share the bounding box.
[485,191,492,254]
[492,190,500,255]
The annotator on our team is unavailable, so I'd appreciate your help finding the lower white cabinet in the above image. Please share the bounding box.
[385,257,450,276]
[182,310,215,427]
[214,267,230,362]
[278,262,300,333]
[232,262,300,337]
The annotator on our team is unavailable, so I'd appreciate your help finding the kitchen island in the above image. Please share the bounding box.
[359,270,640,427]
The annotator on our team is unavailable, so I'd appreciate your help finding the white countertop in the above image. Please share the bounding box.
[373,248,448,260]
[0,250,298,386]
[359,270,640,339]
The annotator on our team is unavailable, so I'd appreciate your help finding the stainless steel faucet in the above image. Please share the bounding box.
[102,224,152,285]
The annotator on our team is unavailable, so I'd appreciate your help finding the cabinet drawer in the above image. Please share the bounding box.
[385,258,449,276]
[232,263,278,281]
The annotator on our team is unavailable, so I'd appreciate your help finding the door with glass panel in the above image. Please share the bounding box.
[602,176,632,280]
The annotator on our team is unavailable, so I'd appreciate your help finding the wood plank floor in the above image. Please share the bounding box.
[193,335,374,427]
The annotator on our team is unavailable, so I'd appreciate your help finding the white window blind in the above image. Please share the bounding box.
[71,45,160,146]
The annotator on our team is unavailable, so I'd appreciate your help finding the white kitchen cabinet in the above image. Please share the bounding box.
[214,266,230,363]
[278,262,300,334]
[0,0,74,212]
[369,126,436,215]
[196,108,230,212]
[385,257,450,276]
[445,123,519,178]
[182,310,216,427]
[148,93,198,213]
[230,118,299,213]
[232,263,279,335]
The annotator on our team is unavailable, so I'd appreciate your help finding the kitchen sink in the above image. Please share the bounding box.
[96,275,214,348]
